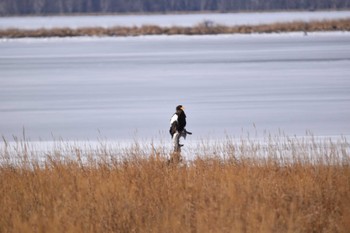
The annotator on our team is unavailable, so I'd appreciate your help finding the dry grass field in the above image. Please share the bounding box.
[0,136,349,233]
[0,18,349,38]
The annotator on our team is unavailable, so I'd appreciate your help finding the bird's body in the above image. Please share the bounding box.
[169,105,192,153]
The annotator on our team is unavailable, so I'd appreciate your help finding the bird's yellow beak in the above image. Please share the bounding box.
[181,106,185,110]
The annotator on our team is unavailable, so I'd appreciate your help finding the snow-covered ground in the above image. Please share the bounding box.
[0,11,350,29]
[1,133,348,163]
[1,32,350,143]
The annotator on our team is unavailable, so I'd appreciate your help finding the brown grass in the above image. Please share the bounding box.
[0,18,349,38]
[0,137,349,232]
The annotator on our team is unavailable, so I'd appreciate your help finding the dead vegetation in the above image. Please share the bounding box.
[0,136,349,232]
[0,18,349,38]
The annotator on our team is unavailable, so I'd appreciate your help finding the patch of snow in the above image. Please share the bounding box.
[0,11,349,30]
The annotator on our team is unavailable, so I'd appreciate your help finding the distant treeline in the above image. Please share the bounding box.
[1,0,350,16]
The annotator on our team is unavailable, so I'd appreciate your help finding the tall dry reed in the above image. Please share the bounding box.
[0,136,349,232]
[0,18,349,38]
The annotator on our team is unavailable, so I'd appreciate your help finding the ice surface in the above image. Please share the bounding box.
[0,32,350,142]
[0,11,350,29]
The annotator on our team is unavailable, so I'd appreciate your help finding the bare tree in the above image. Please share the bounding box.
[99,0,110,12]
[33,0,45,14]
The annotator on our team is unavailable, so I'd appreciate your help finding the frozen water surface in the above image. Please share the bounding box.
[0,32,350,142]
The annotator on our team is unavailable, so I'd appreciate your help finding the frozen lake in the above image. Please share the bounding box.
[1,32,350,142]
[1,11,350,29]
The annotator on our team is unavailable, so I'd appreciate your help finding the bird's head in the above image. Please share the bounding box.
[176,105,185,111]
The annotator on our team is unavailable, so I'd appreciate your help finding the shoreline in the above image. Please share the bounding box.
[1,31,349,43]
[1,18,349,38]
[1,134,348,163]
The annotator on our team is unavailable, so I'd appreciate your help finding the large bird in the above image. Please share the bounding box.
[169,105,192,152]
